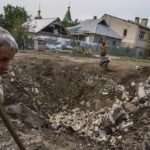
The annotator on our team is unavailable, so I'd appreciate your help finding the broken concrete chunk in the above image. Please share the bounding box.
[6,103,48,128]
[72,122,84,131]
[124,102,137,113]
[131,82,136,86]
[102,92,108,95]
[10,78,15,82]
[93,117,102,126]
[99,129,107,141]
[108,101,124,124]
[138,82,147,99]
[120,121,134,131]
[9,71,15,77]
[122,92,129,101]
[110,136,116,146]
[94,100,102,111]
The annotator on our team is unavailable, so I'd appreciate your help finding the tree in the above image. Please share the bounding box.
[0,14,5,27]
[3,4,30,32]
[2,4,31,49]
[62,21,79,27]
[11,18,27,49]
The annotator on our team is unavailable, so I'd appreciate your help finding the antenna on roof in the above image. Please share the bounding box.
[38,3,41,15]
[69,0,71,8]
[34,2,42,19]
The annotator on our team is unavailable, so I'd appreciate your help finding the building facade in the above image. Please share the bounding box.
[68,17,122,47]
[102,14,150,50]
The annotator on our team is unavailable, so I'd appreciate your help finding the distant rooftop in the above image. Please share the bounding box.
[102,14,150,30]
[68,18,122,39]
[24,18,59,33]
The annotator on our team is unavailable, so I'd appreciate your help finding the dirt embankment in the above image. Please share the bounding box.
[0,50,150,150]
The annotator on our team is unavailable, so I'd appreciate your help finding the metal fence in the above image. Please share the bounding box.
[108,47,143,58]
[31,36,146,58]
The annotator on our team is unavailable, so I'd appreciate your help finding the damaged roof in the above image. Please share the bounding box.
[68,18,122,39]
[23,17,60,33]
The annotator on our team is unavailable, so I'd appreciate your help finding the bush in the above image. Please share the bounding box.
[72,48,92,56]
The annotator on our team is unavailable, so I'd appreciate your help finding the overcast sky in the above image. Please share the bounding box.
[0,0,150,25]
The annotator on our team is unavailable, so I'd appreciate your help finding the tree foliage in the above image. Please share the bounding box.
[0,14,5,27]
[0,4,31,49]
[62,19,80,27]
[3,4,30,31]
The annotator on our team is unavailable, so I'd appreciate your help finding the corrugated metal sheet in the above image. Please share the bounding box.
[24,18,58,33]
[68,19,122,39]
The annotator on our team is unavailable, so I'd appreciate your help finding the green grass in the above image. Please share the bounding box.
[110,55,150,63]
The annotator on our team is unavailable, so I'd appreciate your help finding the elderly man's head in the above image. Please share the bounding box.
[0,27,18,74]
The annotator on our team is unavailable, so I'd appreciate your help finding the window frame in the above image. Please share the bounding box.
[123,29,128,37]
[139,31,145,40]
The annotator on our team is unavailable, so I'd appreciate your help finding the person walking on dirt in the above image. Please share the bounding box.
[99,41,110,71]
[99,41,108,57]
[0,27,26,150]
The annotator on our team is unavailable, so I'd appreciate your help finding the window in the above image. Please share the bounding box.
[139,31,145,40]
[123,29,127,37]
[54,29,59,34]
[112,40,117,46]
[99,38,103,43]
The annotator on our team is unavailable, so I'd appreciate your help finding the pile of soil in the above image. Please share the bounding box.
[0,50,149,150]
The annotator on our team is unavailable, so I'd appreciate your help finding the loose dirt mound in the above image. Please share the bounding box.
[0,51,150,150]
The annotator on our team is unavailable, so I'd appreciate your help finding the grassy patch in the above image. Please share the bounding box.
[110,55,150,63]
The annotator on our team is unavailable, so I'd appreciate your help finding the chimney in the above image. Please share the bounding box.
[93,16,97,20]
[134,17,140,24]
[140,18,148,27]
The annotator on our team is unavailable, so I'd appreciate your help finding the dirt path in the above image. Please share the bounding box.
[15,50,150,82]
[15,50,149,69]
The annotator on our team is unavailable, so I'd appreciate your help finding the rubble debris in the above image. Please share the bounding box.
[0,51,149,149]
[5,103,49,128]
[48,76,150,144]
[138,82,147,99]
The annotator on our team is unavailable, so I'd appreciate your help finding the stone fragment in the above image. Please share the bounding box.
[94,100,102,111]
[124,102,137,113]
[108,101,124,124]
[99,129,107,141]
[120,121,133,131]
[131,82,136,86]
[138,82,147,99]
[93,117,102,126]
[6,103,48,128]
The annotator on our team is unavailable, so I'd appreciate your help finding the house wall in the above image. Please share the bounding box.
[86,34,95,43]
[102,15,150,49]
[34,39,46,50]
[135,27,150,48]
[85,34,121,47]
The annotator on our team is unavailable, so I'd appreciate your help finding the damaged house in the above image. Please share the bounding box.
[67,16,122,49]
[23,17,69,50]
[102,14,150,52]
